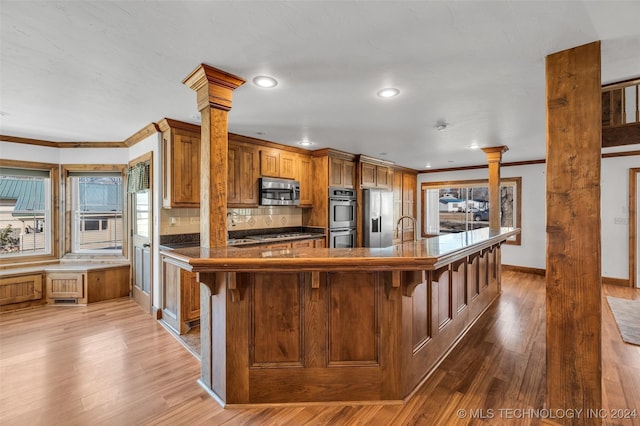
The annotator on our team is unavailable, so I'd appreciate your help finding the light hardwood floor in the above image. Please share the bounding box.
[1,271,639,425]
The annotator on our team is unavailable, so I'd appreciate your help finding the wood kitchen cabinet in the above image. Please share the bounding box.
[161,256,199,334]
[46,272,86,304]
[181,269,200,324]
[260,148,280,177]
[291,239,314,248]
[297,154,313,206]
[87,265,130,304]
[0,273,44,311]
[402,171,417,241]
[228,133,313,206]
[228,140,260,207]
[359,155,393,189]
[329,156,356,189]
[260,148,297,179]
[159,119,201,208]
[306,149,357,229]
[280,152,296,179]
[392,168,417,243]
[44,264,130,305]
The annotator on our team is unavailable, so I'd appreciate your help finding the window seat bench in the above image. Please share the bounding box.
[0,262,130,311]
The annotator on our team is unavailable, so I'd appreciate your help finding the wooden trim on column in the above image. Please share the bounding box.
[481,146,508,233]
[182,63,245,112]
[183,64,245,249]
[545,40,602,416]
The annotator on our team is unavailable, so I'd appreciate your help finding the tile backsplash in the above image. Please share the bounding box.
[160,208,200,235]
[161,206,303,235]
[227,206,302,231]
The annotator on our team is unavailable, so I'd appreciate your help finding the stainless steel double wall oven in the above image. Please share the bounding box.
[328,187,356,248]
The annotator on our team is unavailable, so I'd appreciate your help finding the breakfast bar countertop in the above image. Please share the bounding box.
[161,227,519,272]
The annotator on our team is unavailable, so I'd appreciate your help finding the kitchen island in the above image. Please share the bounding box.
[161,227,519,406]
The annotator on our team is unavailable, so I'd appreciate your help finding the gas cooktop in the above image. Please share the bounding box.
[247,232,315,241]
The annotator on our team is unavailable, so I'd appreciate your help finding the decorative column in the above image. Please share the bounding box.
[183,65,245,400]
[183,64,245,247]
[481,146,508,233]
[546,41,602,423]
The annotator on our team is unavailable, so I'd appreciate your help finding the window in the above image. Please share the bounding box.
[421,177,521,245]
[63,166,126,255]
[71,174,124,253]
[0,160,58,261]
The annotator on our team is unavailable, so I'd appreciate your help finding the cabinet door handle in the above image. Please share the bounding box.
[143,243,151,248]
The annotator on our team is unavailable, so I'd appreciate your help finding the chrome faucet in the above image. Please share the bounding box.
[226,211,238,240]
[395,215,417,242]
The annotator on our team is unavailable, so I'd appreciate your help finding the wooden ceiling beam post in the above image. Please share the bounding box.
[545,41,602,423]
[183,64,245,248]
[481,146,508,233]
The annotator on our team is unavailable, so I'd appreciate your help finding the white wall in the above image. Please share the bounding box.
[418,150,640,279]
[128,133,163,309]
[0,141,128,164]
[601,153,640,279]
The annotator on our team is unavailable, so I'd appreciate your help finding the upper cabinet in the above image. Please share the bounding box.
[329,156,356,189]
[358,155,393,190]
[392,168,417,243]
[229,133,313,207]
[160,119,201,208]
[298,154,313,206]
[259,148,297,179]
[228,139,260,207]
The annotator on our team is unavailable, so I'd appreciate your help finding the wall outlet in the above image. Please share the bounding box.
[170,217,177,226]
[190,217,200,224]
[614,217,628,225]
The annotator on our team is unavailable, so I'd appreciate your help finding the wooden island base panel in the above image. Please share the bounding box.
[161,227,519,406]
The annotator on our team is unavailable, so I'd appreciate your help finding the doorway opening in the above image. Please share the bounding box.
[129,152,153,312]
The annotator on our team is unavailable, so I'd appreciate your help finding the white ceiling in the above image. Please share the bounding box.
[1,1,639,170]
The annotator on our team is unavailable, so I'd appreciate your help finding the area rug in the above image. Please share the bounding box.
[606,296,640,346]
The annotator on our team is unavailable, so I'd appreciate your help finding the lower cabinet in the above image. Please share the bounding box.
[87,266,131,303]
[265,237,325,250]
[182,269,200,324]
[46,272,87,304]
[0,273,44,311]
[161,256,199,334]
[291,239,314,249]
[1,264,130,310]
[45,265,130,305]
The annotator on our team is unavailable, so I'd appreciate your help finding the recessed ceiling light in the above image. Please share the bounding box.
[376,88,400,98]
[379,152,388,156]
[256,131,265,136]
[425,163,432,168]
[435,121,448,131]
[468,143,481,150]
[253,75,278,88]
[298,138,314,147]
[0,111,9,116]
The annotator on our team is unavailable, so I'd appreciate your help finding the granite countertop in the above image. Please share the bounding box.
[161,227,519,273]
[160,227,326,249]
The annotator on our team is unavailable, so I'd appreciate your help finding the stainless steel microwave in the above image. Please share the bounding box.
[259,177,300,206]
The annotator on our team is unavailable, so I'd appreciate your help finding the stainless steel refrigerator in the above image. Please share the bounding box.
[362,189,393,248]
